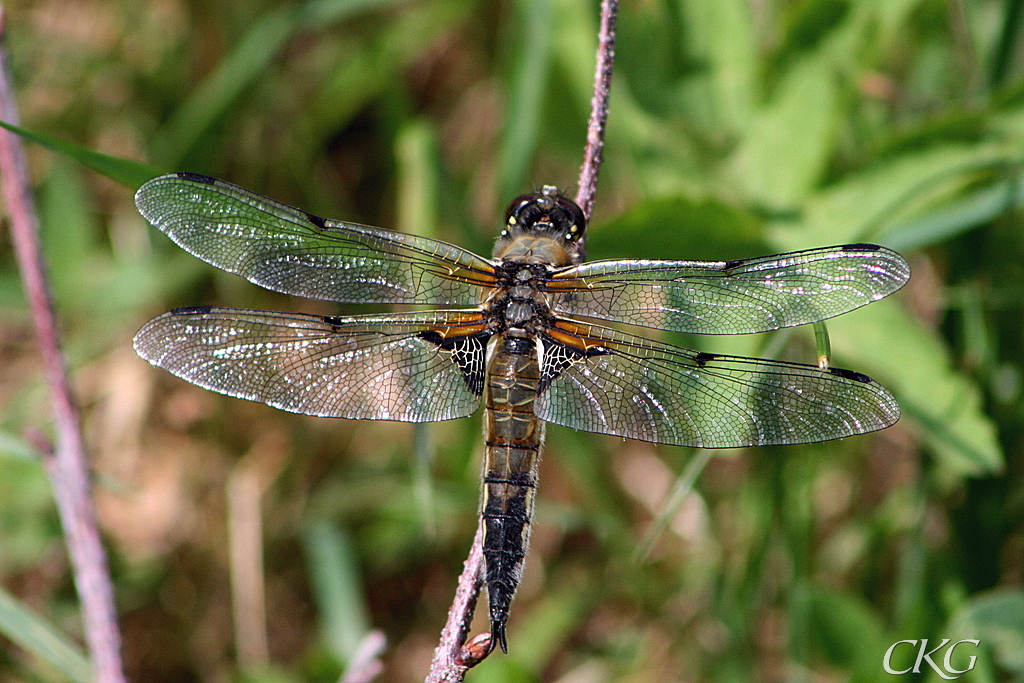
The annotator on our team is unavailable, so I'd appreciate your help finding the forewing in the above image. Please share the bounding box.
[535,320,899,448]
[135,173,495,305]
[549,244,910,334]
[134,307,489,421]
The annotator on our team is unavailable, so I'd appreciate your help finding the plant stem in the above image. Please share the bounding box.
[424,527,488,681]
[0,7,127,683]
[575,0,618,229]
[424,0,619,677]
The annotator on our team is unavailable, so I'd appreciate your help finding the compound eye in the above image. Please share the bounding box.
[555,196,587,241]
[504,193,541,226]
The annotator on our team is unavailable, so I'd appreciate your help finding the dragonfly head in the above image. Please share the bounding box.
[496,186,587,264]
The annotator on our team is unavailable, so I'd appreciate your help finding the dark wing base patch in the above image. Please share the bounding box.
[417,330,490,396]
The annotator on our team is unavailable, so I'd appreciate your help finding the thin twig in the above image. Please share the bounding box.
[424,526,488,682]
[0,8,127,683]
[422,1,619,679]
[574,0,618,228]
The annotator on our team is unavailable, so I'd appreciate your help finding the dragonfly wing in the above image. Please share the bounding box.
[535,320,899,448]
[134,307,489,421]
[549,244,910,334]
[136,173,496,305]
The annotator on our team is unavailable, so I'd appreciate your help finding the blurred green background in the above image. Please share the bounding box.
[1,0,1023,681]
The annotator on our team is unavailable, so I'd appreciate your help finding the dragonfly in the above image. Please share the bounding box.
[133,173,909,653]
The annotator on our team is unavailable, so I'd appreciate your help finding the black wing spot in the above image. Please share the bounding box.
[721,258,745,271]
[418,330,443,345]
[828,367,873,383]
[319,315,344,329]
[171,305,212,315]
[694,351,717,367]
[841,243,881,252]
[418,330,489,396]
[304,212,328,230]
[176,172,215,184]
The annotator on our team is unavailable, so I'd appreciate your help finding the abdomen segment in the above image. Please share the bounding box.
[481,333,544,653]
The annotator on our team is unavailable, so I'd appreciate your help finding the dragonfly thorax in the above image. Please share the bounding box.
[495,186,587,265]
[485,261,555,328]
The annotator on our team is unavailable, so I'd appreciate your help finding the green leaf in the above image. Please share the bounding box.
[803,584,888,671]
[768,143,1020,248]
[828,301,1003,476]
[0,121,158,189]
[300,521,371,664]
[0,585,92,683]
[950,588,1024,675]
[589,194,764,261]
[886,175,1024,252]
[676,0,757,134]
[731,52,839,210]
[498,0,555,201]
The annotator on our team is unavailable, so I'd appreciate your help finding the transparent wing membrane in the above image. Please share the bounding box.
[134,306,488,421]
[134,172,911,659]
[535,320,900,448]
[136,173,496,306]
[550,245,910,334]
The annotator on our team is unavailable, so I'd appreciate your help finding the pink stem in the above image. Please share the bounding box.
[424,526,489,681]
[423,0,619,678]
[0,8,127,683]
[575,0,619,227]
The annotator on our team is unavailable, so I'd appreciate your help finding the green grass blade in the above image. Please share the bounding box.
[0,121,158,189]
[298,0,410,25]
[0,585,92,683]
[634,448,713,561]
[150,0,410,168]
[812,320,833,369]
[0,430,37,461]
[148,6,297,167]
[300,521,371,664]
[886,175,1024,252]
[829,301,1004,476]
[498,0,554,201]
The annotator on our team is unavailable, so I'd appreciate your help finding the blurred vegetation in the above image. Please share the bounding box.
[1,0,1023,681]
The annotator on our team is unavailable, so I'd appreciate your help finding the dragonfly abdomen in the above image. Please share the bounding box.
[481,332,545,653]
